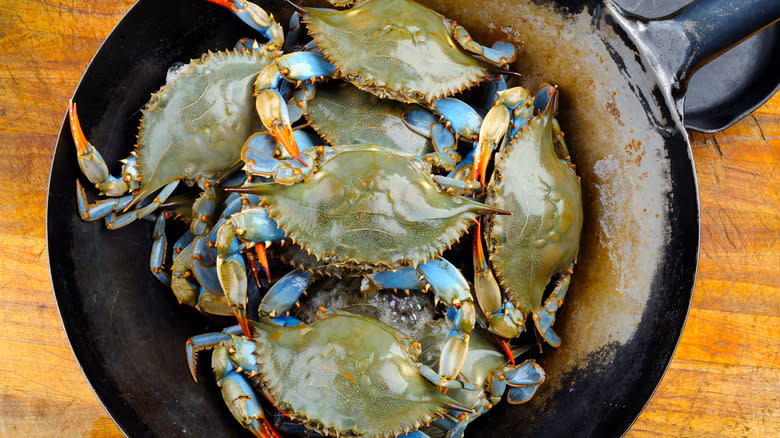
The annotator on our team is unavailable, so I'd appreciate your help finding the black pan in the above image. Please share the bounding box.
[47,1,780,437]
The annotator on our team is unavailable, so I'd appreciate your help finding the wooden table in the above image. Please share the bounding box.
[0,1,777,436]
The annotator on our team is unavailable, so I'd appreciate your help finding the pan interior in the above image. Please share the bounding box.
[48,0,698,437]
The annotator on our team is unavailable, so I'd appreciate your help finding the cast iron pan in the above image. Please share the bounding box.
[47,1,780,437]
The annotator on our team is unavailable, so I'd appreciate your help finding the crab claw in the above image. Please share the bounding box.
[233,307,252,338]
[255,89,306,166]
[205,0,284,48]
[472,103,509,190]
[532,83,559,117]
[253,242,272,284]
[69,101,112,186]
[186,331,232,382]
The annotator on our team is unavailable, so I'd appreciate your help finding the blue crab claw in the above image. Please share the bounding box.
[70,101,137,197]
[255,89,306,166]
[69,101,109,187]
[215,209,287,335]
[472,221,525,341]
[531,266,572,348]
[504,360,545,387]
[241,130,319,183]
[472,103,509,189]
[206,0,284,49]
[417,258,477,383]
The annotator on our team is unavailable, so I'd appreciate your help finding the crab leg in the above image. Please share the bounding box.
[75,181,133,221]
[215,207,286,335]
[205,0,284,49]
[257,269,312,317]
[531,262,573,348]
[443,19,517,67]
[102,180,179,229]
[472,220,525,339]
[69,101,140,198]
[368,257,476,387]
[470,87,534,189]
[402,98,482,171]
[252,52,335,165]
[186,330,282,438]
[149,215,171,287]
[480,75,507,114]
[240,129,319,184]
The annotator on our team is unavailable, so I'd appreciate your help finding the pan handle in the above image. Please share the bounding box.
[611,0,780,107]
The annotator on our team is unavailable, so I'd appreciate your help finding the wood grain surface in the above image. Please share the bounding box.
[0,1,777,437]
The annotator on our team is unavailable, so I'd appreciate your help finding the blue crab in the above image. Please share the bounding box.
[186,310,469,438]
[208,0,515,164]
[439,85,583,347]
[70,39,280,229]
[214,144,508,384]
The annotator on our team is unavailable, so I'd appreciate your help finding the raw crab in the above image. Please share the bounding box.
[70,41,277,229]
[186,310,468,438]
[439,85,583,346]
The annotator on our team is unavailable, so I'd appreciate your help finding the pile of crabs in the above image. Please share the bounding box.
[69,0,583,437]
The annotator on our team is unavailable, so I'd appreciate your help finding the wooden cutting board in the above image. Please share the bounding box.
[0,1,776,436]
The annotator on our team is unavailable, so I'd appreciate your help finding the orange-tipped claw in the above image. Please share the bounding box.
[251,417,282,438]
[495,335,516,365]
[471,103,509,192]
[472,219,488,273]
[69,100,90,155]
[254,243,272,284]
[271,122,306,166]
[256,89,307,166]
[471,140,492,193]
[233,308,252,338]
